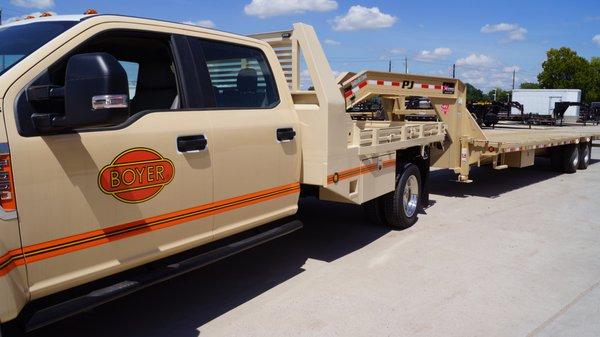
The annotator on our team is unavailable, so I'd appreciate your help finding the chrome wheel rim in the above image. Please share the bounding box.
[573,151,579,168]
[584,146,590,164]
[403,175,419,218]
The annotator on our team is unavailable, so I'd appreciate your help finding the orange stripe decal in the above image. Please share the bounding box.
[327,159,396,184]
[0,182,300,276]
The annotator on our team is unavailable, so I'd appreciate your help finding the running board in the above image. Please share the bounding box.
[25,220,303,332]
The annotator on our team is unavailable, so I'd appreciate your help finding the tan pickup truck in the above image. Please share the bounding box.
[0,13,597,334]
[0,14,449,333]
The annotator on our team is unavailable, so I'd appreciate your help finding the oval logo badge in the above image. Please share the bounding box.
[98,148,175,203]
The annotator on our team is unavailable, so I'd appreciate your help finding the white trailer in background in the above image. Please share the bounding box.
[512,89,582,118]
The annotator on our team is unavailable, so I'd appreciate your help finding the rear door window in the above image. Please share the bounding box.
[192,39,279,109]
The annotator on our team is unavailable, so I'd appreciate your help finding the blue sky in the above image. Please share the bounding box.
[1,0,599,91]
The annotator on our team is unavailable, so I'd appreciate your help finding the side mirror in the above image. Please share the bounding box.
[62,52,130,128]
[30,53,130,132]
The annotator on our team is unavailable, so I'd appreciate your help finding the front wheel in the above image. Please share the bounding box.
[383,163,421,230]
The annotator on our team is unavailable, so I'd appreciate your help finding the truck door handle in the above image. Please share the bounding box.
[177,135,207,152]
[276,128,296,142]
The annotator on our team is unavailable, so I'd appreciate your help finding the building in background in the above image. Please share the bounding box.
[512,89,582,117]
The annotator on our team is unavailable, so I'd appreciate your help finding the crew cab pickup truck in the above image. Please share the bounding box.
[0,14,448,333]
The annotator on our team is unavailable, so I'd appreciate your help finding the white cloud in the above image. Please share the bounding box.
[182,20,216,28]
[331,5,397,31]
[481,23,527,42]
[415,47,452,61]
[244,0,337,18]
[456,54,497,68]
[5,11,56,23]
[324,39,341,46]
[503,66,520,73]
[593,34,600,46]
[10,0,53,9]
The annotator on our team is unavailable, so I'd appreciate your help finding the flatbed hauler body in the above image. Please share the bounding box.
[0,17,444,332]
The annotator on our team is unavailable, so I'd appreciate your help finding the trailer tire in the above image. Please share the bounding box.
[363,197,388,226]
[383,163,421,229]
[562,144,579,173]
[550,148,563,171]
[578,142,591,170]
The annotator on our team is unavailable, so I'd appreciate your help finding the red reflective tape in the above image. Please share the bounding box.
[377,80,384,85]
[392,81,400,86]
[421,84,429,89]
[344,90,353,98]
[358,81,368,89]
[434,85,442,90]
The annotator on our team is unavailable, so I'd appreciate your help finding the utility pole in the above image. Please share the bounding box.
[0,8,3,26]
[404,57,408,74]
[388,59,391,73]
[452,64,456,78]
[512,70,516,90]
[494,88,497,101]
[510,69,516,102]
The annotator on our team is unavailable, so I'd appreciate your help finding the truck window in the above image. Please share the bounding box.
[0,21,76,76]
[193,39,279,109]
[16,30,183,136]
[119,61,140,99]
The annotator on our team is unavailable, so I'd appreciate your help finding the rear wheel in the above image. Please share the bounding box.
[562,144,579,173]
[383,164,421,229]
[578,142,591,170]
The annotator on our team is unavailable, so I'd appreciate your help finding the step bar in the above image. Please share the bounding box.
[24,220,303,332]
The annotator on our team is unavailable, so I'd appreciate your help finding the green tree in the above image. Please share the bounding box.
[537,47,595,102]
[519,82,541,89]
[588,57,600,103]
[487,88,509,102]
[465,83,486,101]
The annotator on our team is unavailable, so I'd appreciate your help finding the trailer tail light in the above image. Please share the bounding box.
[0,153,16,211]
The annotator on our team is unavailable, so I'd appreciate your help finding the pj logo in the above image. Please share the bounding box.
[401,80,414,89]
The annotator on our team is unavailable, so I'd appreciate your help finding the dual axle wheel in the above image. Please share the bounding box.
[363,163,422,230]
[551,142,591,173]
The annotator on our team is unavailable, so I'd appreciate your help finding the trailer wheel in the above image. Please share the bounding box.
[578,142,591,170]
[383,163,421,229]
[562,144,579,173]
[363,197,388,226]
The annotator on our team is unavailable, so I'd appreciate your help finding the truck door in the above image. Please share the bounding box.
[188,38,300,239]
[3,29,215,295]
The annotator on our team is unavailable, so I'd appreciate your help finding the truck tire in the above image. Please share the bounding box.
[363,197,388,226]
[562,144,579,173]
[0,321,25,337]
[383,163,421,229]
[578,142,591,170]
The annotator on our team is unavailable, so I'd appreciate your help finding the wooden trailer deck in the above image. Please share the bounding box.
[482,124,600,153]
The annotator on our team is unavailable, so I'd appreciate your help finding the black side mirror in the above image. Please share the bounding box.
[62,52,130,128]
[30,52,130,132]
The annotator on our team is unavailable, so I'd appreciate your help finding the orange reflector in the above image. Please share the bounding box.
[25,15,35,19]
[0,154,16,211]
[40,12,53,17]
[84,9,98,15]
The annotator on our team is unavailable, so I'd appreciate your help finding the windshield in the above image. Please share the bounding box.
[0,21,77,76]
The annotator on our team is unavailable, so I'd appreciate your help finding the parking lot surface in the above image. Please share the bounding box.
[33,145,600,337]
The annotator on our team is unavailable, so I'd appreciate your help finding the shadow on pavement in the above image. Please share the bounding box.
[429,157,597,199]
[29,199,389,337]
